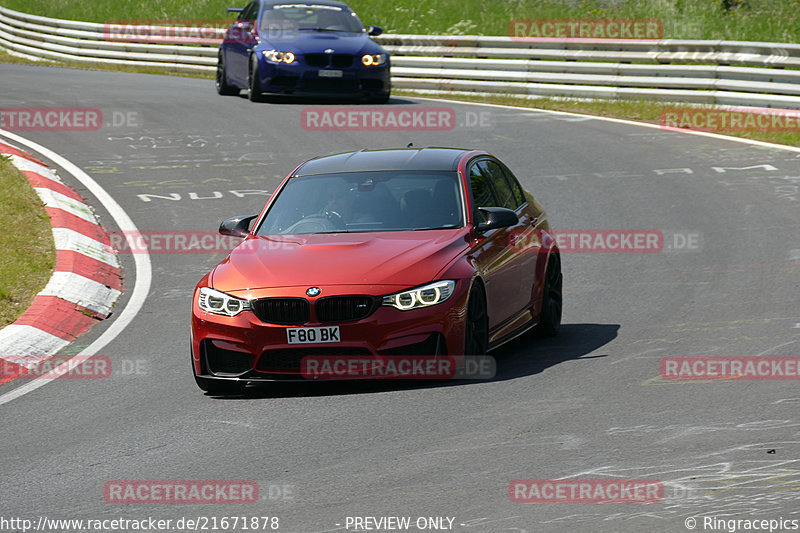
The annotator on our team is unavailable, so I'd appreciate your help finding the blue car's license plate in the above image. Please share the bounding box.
[318,70,343,78]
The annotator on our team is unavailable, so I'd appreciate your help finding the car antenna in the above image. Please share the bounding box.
[407,142,413,148]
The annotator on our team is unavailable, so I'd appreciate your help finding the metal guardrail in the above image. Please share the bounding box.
[2,5,799,108]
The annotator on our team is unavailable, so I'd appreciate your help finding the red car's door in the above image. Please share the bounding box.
[466,158,539,340]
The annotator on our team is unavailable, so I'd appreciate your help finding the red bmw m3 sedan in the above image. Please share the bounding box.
[191,147,561,394]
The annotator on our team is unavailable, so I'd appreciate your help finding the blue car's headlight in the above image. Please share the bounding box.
[361,53,386,66]
[382,280,456,311]
[198,287,251,316]
[263,50,296,63]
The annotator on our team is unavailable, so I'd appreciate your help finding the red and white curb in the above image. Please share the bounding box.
[0,141,122,380]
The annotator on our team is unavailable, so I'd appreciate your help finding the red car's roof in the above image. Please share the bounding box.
[293,147,475,177]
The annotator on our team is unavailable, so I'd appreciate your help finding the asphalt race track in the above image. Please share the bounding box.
[1,63,799,533]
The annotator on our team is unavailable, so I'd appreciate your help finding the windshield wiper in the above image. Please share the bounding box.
[410,225,460,231]
[298,27,355,32]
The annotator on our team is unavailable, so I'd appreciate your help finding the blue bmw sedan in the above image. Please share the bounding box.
[217,0,390,102]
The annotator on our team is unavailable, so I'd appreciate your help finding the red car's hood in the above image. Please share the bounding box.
[211,229,470,293]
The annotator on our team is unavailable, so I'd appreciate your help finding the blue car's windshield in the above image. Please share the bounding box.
[260,4,365,33]
[257,171,465,235]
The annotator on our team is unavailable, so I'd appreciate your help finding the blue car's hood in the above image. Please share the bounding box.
[260,31,383,55]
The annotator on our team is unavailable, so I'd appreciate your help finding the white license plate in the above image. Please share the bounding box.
[318,69,343,78]
[286,326,340,344]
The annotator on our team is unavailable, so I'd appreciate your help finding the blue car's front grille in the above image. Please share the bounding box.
[303,53,354,68]
[304,54,328,67]
[331,54,354,68]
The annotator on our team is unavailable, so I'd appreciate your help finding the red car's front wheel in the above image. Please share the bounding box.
[465,282,489,355]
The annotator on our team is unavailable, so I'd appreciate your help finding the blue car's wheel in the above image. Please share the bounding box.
[216,52,239,96]
[248,55,262,102]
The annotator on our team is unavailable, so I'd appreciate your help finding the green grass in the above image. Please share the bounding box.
[1,0,799,42]
[0,156,56,328]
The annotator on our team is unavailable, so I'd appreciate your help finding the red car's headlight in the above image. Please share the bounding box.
[197,287,251,317]
[382,280,456,311]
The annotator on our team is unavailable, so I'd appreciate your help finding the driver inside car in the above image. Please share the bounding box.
[323,183,375,226]
[315,9,347,31]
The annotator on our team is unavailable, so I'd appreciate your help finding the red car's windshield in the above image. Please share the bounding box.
[257,171,465,234]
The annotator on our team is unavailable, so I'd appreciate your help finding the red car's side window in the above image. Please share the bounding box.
[468,162,496,223]
[478,160,522,211]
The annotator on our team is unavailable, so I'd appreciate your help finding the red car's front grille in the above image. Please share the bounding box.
[251,295,380,325]
[315,296,379,323]
[251,297,309,325]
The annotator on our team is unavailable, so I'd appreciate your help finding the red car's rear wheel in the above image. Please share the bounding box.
[535,254,562,337]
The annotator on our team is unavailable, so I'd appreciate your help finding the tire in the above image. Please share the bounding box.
[465,282,489,355]
[248,55,262,102]
[216,53,239,96]
[535,253,562,337]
